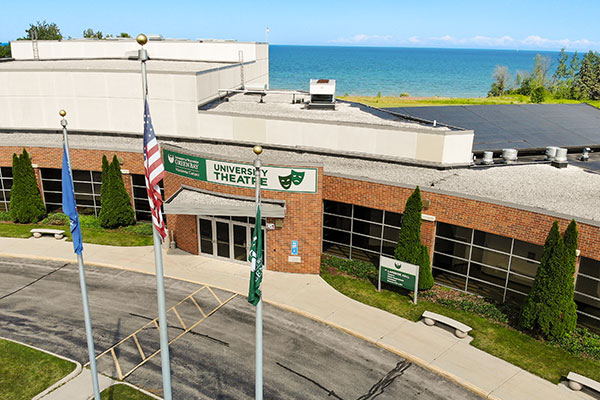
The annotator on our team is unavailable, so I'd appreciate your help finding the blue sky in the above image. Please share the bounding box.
[2,0,600,51]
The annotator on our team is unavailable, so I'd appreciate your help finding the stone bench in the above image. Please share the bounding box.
[567,371,600,392]
[30,228,65,239]
[422,310,472,338]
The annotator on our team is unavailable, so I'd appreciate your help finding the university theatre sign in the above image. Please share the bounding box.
[163,148,318,193]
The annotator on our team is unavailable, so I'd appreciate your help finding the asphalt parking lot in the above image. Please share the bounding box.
[0,257,482,399]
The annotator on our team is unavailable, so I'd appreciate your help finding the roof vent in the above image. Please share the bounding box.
[148,34,164,41]
[502,148,518,164]
[308,79,336,110]
[482,151,494,165]
[552,148,568,168]
[545,146,559,161]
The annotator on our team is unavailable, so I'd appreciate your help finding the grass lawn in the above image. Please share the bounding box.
[339,94,600,109]
[321,268,600,384]
[0,222,154,246]
[0,339,75,400]
[100,384,155,400]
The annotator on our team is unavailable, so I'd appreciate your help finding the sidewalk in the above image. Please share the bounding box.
[0,236,595,400]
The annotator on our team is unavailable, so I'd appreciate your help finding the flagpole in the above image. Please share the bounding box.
[253,145,263,400]
[59,110,101,400]
[137,34,173,400]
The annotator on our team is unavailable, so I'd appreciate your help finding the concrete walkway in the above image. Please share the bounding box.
[0,236,596,400]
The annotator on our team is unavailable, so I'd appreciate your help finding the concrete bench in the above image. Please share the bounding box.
[30,228,65,239]
[567,371,600,392]
[422,311,472,338]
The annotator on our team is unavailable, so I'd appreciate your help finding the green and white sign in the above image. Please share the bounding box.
[379,255,420,304]
[164,149,318,193]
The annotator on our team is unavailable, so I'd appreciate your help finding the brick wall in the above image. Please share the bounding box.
[324,175,600,262]
[163,165,324,274]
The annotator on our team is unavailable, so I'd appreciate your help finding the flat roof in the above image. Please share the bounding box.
[385,104,600,152]
[0,59,227,73]
[202,92,453,131]
[3,131,599,224]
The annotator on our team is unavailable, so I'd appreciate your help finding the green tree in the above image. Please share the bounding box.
[9,149,46,223]
[118,32,131,38]
[553,48,569,82]
[519,222,577,340]
[98,155,135,228]
[21,21,62,40]
[83,28,104,39]
[530,86,546,103]
[394,187,434,290]
[563,219,578,273]
[575,51,600,100]
[488,65,511,97]
[0,43,11,58]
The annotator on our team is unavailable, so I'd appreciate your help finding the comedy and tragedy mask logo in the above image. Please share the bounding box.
[278,170,305,190]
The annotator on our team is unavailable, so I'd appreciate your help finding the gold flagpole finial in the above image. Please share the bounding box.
[59,109,66,117]
[253,145,263,155]
[136,34,148,46]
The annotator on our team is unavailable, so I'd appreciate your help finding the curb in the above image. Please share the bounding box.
[95,382,163,400]
[0,336,83,400]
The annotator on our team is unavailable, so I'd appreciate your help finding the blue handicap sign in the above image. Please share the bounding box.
[291,240,298,255]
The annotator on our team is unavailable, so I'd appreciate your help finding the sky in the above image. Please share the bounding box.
[2,0,600,51]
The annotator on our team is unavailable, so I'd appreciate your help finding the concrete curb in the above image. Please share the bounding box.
[94,382,163,400]
[0,336,83,400]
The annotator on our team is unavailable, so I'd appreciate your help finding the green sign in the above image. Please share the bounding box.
[379,256,420,304]
[163,148,318,193]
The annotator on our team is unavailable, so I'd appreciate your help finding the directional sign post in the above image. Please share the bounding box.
[379,256,420,304]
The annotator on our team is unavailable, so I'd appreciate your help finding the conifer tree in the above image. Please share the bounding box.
[395,186,434,290]
[98,155,135,228]
[9,149,46,223]
[563,219,578,274]
[519,221,577,339]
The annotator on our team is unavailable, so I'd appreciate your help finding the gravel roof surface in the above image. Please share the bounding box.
[3,132,599,223]
[205,92,451,130]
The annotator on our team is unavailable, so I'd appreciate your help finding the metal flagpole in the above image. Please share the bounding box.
[60,110,101,400]
[137,34,173,400]
[253,145,263,400]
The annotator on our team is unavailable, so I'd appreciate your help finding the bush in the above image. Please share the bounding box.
[79,214,102,229]
[0,211,10,221]
[98,155,135,229]
[41,213,69,226]
[124,222,154,236]
[395,187,434,290]
[519,221,577,340]
[552,327,600,360]
[437,298,510,324]
[322,255,378,281]
[530,86,546,103]
[9,149,46,223]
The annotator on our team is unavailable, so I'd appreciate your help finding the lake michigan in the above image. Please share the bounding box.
[269,45,564,98]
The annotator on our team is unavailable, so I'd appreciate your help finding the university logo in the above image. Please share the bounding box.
[168,154,175,164]
[278,170,305,190]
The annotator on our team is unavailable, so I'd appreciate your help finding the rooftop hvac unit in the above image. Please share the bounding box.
[308,79,336,109]
[502,148,518,164]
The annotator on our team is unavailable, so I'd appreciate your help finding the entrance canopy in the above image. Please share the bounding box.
[164,185,286,218]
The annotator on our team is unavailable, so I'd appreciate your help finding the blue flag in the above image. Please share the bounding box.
[62,145,83,254]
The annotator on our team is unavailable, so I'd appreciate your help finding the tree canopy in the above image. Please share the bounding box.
[21,21,62,40]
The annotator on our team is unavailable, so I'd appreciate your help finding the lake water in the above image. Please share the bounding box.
[269,45,563,97]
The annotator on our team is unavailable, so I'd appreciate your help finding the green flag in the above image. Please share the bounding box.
[248,206,263,306]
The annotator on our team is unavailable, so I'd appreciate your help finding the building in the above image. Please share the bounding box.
[1,38,599,331]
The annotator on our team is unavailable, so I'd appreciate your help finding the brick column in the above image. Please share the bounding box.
[421,214,437,269]
[31,164,45,204]
[120,169,135,210]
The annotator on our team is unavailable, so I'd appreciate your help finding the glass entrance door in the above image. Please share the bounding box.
[197,216,266,267]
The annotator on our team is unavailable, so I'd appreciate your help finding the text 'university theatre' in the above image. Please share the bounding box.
[2,38,600,331]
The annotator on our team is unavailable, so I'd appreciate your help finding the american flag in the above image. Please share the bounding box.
[143,99,167,240]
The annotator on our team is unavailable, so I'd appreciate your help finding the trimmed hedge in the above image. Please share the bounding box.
[322,255,378,281]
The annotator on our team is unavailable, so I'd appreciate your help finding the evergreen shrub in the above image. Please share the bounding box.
[98,155,135,229]
[394,187,434,290]
[41,212,69,226]
[9,149,46,223]
[519,221,578,340]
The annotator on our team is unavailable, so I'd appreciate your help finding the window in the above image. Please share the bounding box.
[0,167,13,212]
[322,200,402,265]
[433,222,542,303]
[41,168,102,216]
[132,174,164,221]
[576,258,600,328]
